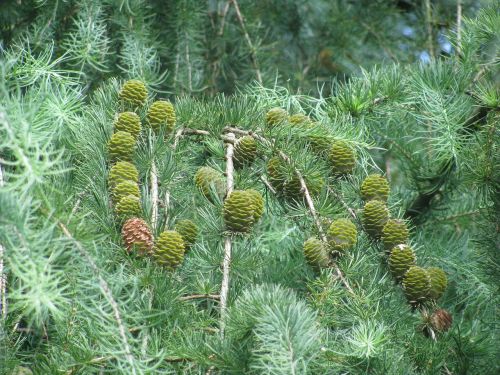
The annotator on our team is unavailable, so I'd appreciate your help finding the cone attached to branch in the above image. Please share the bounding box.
[114,112,141,139]
[233,136,257,169]
[175,219,198,250]
[108,131,136,162]
[360,174,390,202]
[119,79,147,108]
[327,218,357,253]
[402,266,431,306]
[266,107,288,127]
[362,200,390,238]
[388,244,416,281]
[283,172,324,202]
[112,180,140,203]
[108,161,139,189]
[121,218,153,255]
[303,237,330,269]
[382,219,409,251]
[429,309,452,332]
[223,190,258,233]
[194,166,225,203]
[427,267,447,301]
[115,194,142,220]
[247,189,264,221]
[147,100,176,133]
[153,230,185,269]
[289,113,312,127]
[329,140,356,175]
[267,156,286,192]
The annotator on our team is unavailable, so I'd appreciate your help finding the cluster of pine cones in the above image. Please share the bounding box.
[107,80,196,269]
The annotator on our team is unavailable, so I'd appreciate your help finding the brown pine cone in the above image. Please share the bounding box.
[121,217,153,256]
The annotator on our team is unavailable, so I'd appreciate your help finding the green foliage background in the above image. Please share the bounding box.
[0,1,499,374]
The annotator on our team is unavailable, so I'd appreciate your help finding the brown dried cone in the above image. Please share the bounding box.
[121,218,153,256]
[360,174,390,202]
[422,308,453,339]
[303,238,330,269]
[382,219,409,252]
[362,200,390,238]
[327,218,357,253]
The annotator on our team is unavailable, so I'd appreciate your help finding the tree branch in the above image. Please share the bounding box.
[220,132,235,336]
[456,0,462,55]
[173,128,211,150]
[179,294,221,301]
[424,0,435,59]
[0,163,6,320]
[151,162,159,232]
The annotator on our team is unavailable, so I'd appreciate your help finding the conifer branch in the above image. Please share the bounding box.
[220,132,236,336]
[151,162,159,231]
[58,223,137,373]
[230,0,263,84]
[260,175,276,194]
[0,163,6,320]
[179,294,221,301]
[456,0,463,55]
[218,1,231,36]
[173,128,211,150]
[424,0,435,59]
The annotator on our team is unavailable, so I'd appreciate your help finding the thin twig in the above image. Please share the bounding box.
[220,132,235,337]
[59,223,137,374]
[179,294,221,301]
[424,0,435,60]
[327,186,359,223]
[151,162,159,232]
[230,0,263,84]
[218,1,231,36]
[260,175,276,194]
[173,128,211,150]
[456,0,462,55]
[0,163,6,319]
[185,31,193,92]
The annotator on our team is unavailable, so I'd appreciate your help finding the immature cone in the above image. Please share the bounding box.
[108,131,136,162]
[153,230,185,269]
[362,200,390,238]
[247,189,264,221]
[223,190,256,233]
[308,134,331,154]
[175,219,198,250]
[119,79,147,107]
[108,161,139,188]
[303,238,330,269]
[266,107,288,127]
[388,244,416,281]
[112,180,140,203]
[430,309,452,332]
[382,219,409,251]
[360,174,390,202]
[115,195,142,220]
[283,172,324,202]
[233,136,257,168]
[267,156,286,192]
[194,166,225,202]
[121,218,153,255]
[402,266,431,305]
[427,267,447,301]
[329,140,356,175]
[147,100,176,133]
[114,112,141,139]
[289,113,312,127]
[327,218,357,253]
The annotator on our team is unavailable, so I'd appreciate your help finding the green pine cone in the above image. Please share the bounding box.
[303,237,330,269]
[223,190,256,233]
[114,112,141,139]
[247,189,264,221]
[402,266,431,305]
[289,113,312,127]
[308,134,331,154]
[328,140,356,175]
[108,161,139,188]
[112,180,140,203]
[283,172,324,201]
[115,194,142,220]
[154,230,185,269]
[388,244,416,281]
[360,174,390,202]
[194,166,225,202]
[147,100,176,133]
[266,107,288,127]
[119,80,147,107]
[427,267,447,301]
[382,219,409,251]
[267,156,286,192]
[234,136,257,168]
[175,219,198,250]
[327,218,357,253]
[362,200,390,238]
[108,131,136,162]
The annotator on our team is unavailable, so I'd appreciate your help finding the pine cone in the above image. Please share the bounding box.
[121,217,153,255]
[175,219,198,250]
[388,244,416,281]
[223,190,256,233]
[289,113,312,127]
[360,174,390,202]
[430,309,452,332]
[362,200,390,238]
[402,266,431,305]
[247,189,264,221]
[112,180,140,203]
[194,166,225,203]
[303,237,330,269]
[266,107,288,127]
[283,173,324,202]
[308,134,331,154]
[382,219,409,251]
[108,131,136,162]
[114,112,141,139]
[427,267,447,301]
[115,194,142,220]
[327,218,357,253]
[147,100,176,133]
[234,136,257,168]
[267,156,286,192]
[153,230,185,269]
[108,161,139,189]
[119,80,147,107]
[328,140,356,175]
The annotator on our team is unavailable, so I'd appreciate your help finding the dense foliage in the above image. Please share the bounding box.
[0,1,498,374]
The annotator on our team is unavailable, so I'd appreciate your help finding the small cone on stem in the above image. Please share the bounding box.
[115,194,142,220]
[108,161,139,188]
[108,131,136,162]
[147,100,176,133]
[223,190,257,233]
[328,140,356,175]
[119,79,147,108]
[175,219,198,250]
[327,218,357,253]
[402,266,431,306]
[388,244,416,281]
[121,217,153,255]
[114,112,141,139]
[303,237,330,269]
[266,107,288,127]
[360,174,390,202]
[362,200,390,238]
[233,136,257,169]
[382,219,409,251]
[153,230,185,269]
